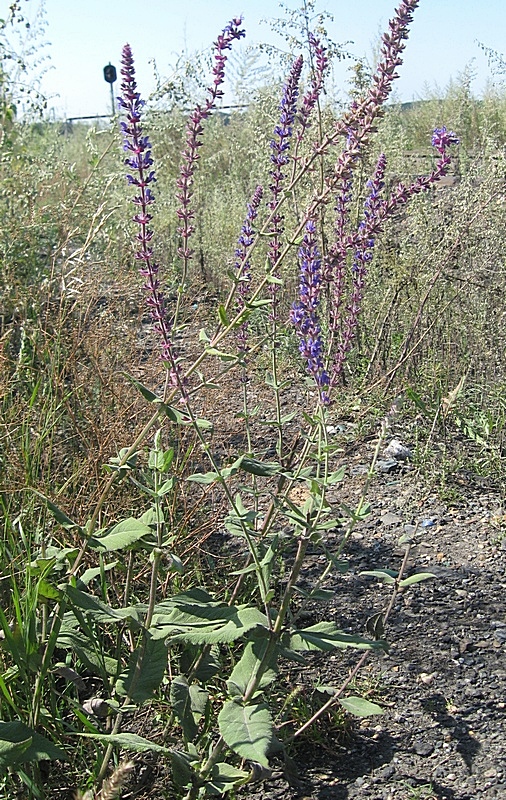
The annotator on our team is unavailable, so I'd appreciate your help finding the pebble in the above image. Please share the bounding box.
[413,739,434,756]
[384,438,413,461]
[376,459,399,473]
[418,671,437,684]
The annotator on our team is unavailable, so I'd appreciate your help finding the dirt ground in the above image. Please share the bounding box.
[235,433,506,800]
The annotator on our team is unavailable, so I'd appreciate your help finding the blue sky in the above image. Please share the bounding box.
[5,0,506,119]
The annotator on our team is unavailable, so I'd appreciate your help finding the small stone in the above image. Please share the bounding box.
[380,512,403,526]
[419,671,437,685]
[377,459,399,474]
[484,768,497,778]
[377,765,396,780]
[384,438,413,461]
[413,739,434,756]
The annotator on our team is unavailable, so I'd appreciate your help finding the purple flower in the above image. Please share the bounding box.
[268,55,303,273]
[431,126,459,152]
[176,18,245,267]
[297,35,329,141]
[235,185,263,357]
[331,154,387,384]
[118,44,179,384]
[290,219,329,404]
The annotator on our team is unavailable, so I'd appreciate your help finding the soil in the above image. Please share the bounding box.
[235,437,506,800]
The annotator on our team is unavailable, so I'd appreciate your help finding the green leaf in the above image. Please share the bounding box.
[116,634,168,703]
[218,304,229,326]
[34,492,82,532]
[339,696,383,717]
[187,471,221,485]
[180,646,221,683]
[124,374,162,404]
[327,465,346,484]
[56,626,119,678]
[207,762,250,794]
[0,722,67,773]
[293,587,335,602]
[77,561,117,587]
[244,298,272,309]
[123,375,211,429]
[89,517,152,552]
[290,622,386,652]
[218,701,273,766]
[0,736,32,773]
[148,447,174,473]
[65,585,141,625]
[78,731,173,755]
[399,572,436,587]
[239,457,282,477]
[204,347,237,362]
[405,387,431,417]
[157,477,175,496]
[265,273,283,285]
[151,601,268,645]
[36,579,62,601]
[227,637,278,698]
[170,677,198,742]
[360,570,398,585]
[170,677,208,742]
[169,750,194,789]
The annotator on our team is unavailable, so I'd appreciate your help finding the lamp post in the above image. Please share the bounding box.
[103,63,117,116]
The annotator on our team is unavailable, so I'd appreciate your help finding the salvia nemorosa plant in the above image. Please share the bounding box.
[1,3,459,798]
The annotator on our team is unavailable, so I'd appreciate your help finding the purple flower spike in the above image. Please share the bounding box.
[176,18,245,266]
[331,154,387,384]
[290,219,329,404]
[235,185,264,357]
[297,35,329,141]
[119,44,179,383]
[268,55,303,268]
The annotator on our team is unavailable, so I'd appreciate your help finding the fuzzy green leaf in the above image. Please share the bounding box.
[151,602,268,645]
[205,347,238,361]
[169,750,194,788]
[0,722,67,772]
[65,585,141,625]
[170,677,208,742]
[290,622,386,652]
[239,457,283,477]
[89,517,152,552]
[218,304,230,326]
[399,572,436,587]
[207,762,250,794]
[218,701,273,766]
[340,696,384,717]
[116,634,168,703]
[34,492,81,532]
[78,731,173,755]
[0,736,31,772]
[227,637,278,698]
[360,570,398,585]
[187,471,221,485]
[77,561,118,587]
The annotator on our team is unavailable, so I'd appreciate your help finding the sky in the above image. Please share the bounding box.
[4,0,506,119]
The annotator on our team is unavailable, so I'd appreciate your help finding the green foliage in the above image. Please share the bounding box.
[1,3,506,799]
